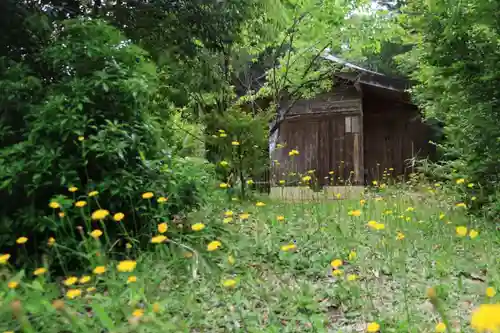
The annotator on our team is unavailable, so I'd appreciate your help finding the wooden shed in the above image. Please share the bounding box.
[269,56,433,187]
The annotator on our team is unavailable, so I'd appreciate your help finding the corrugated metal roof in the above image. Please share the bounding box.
[322,52,410,92]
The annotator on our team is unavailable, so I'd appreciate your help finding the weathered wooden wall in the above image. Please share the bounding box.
[362,85,432,182]
[271,82,364,186]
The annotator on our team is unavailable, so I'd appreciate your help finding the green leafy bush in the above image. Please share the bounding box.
[0,19,213,269]
[400,0,500,217]
[204,107,270,198]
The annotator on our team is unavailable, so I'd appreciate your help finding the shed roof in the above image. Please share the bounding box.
[322,53,411,93]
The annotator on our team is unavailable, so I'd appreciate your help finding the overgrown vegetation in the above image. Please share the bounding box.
[1,0,500,331]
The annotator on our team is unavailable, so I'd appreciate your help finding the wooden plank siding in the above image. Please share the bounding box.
[271,84,364,187]
[362,87,432,183]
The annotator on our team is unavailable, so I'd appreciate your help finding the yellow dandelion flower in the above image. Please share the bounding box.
[151,235,167,243]
[348,209,361,217]
[332,269,343,276]
[472,196,477,201]
[222,279,237,288]
[191,223,205,231]
[207,240,222,251]
[347,274,358,281]
[126,243,132,249]
[374,223,385,230]
[396,232,405,240]
[330,259,343,269]
[16,237,28,244]
[280,244,296,252]
[91,209,109,220]
[456,178,465,184]
[336,193,341,199]
[220,160,229,167]
[78,136,85,141]
[279,180,285,185]
[367,220,378,228]
[34,267,47,276]
[75,201,87,208]
[228,255,235,265]
[360,199,366,206]
[132,309,144,318]
[157,196,168,203]
[406,207,415,212]
[231,141,240,146]
[0,253,11,264]
[372,180,378,186]
[58,212,65,218]
[471,304,500,332]
[88,191,99,197]
[383,209,393,215]
[435,322,446,333]
[86,287,96,293]
[90,229,103,239]
[277,215,285,221]
[63,276,78,286]
[66,289,82,299]
[486,287,496,298]
[469,229,479,239]
[302,175,312,182]
[224,210,233,217]
[68,186,78,192]
[158,223,168,234]
[434,183,441,187]
[239,213,250,220]
[246,179,254,185]
[79,276,91,284]
[223,217,233,224]
[142,192,154,199]
[366,322,380,332]
[456,226,468,237]
[113,212,125,221]
[219,133,227,138]
[49,201,60,209]
[468,183,474,188]
[456,202,467,208]
[117,260,137,272]
[348,251,357,261]
[439,213,445,220]
[288,149,299,156]
[255,201,266,207]
[219,183,229,189]
[127,276,137,283]
[93,266,106,275]
[8,281,19,289]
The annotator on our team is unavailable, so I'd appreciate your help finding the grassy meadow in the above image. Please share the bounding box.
[1,181,498,333]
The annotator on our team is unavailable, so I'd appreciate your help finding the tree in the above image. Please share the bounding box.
[399,0,500,215]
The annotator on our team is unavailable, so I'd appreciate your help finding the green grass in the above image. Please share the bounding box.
[1,186,499,332]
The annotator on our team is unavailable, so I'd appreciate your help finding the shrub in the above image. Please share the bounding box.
[0,19,212,269]
[204,107,271,198]
[401,0,500,217]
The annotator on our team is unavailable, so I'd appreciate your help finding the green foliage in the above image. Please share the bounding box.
[205,108,271,197]
[0,19,212,269]
[399,0,500,217]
